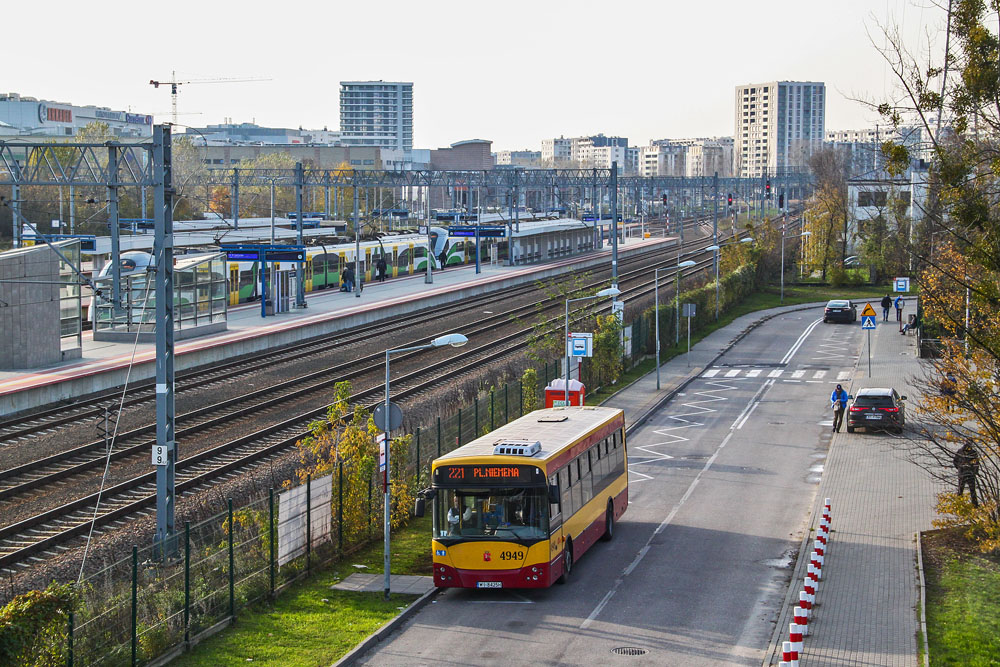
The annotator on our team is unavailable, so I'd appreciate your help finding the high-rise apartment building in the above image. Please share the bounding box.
[339,81,413,152]
[734,81,825,178]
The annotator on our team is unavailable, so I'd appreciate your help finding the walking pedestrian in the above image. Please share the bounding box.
[940,372,957,411]
[880,294,892,322]
[438,250,448,271]
[894,295,904,329]
[376,255,388,282]
[953,443,980,507]
[830,384,849,433]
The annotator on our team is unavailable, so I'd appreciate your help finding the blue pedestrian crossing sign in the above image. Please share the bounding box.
[861,315,877,330]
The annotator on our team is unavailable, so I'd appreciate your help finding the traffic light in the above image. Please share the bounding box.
[779,193,785,208]
[661,194,667,205]
[727,193,733,207]
[765,180,771,199]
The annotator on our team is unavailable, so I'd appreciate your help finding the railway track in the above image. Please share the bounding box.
[0,220,710,444]
[0,214,783,573]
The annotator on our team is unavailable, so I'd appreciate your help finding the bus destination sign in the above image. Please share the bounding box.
[433,464,544,486]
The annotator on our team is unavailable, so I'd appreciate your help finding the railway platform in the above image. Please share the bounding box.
[0,236,671,418]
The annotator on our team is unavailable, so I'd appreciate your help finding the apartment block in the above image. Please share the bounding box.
[339,81,413,152]
[734,81,826,177]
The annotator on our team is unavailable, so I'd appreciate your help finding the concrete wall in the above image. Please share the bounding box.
[0,246,62,369]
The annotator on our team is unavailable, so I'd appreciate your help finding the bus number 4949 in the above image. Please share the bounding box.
[499,551,524,561]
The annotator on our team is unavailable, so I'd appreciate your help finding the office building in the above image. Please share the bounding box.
[495,150,541,167]
[339,81,413,152]
[640,137,734,178]
[541,137,573,165]
[0,91,153,138]
[734,81,826,177]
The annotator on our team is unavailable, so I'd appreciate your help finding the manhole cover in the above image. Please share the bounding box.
[611,647,649,656]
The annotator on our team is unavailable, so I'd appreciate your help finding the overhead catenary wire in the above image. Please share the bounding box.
[77,275,154,583]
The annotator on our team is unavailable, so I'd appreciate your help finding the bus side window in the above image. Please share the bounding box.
[549,474,562,531]
[559,468,573,517]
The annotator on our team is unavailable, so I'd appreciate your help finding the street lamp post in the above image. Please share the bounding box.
[706,237,754,320]
[266,176,288,246]
[673,259,697,347]
[383,333,468,601]
[780,228,812,303]
[564,287,621,405]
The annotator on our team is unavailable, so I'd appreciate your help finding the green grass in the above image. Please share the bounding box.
[923,529,1000,665]
[172,515,433,667]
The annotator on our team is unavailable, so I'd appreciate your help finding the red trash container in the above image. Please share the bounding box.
[544,378,585,407]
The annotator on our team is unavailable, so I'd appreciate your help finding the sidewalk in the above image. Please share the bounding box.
[762,300,941,666]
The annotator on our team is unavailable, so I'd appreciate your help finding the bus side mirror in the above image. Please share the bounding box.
[414,497,425,518]
[548,485,559,505]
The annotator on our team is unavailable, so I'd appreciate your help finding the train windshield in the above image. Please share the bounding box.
[434,488,549,541]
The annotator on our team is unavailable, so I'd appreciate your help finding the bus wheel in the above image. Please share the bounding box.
[601,500,615,542]
[557,541,573,584]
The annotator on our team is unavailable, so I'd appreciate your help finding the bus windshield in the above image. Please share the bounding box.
[434,487,549,541]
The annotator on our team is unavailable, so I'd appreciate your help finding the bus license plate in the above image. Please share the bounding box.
[476,581,502,589]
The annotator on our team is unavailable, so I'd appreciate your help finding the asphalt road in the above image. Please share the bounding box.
[359,307,865,666]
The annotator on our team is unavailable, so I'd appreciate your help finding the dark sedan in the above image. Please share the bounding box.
[846,387,906,433]
[823,299,857,323]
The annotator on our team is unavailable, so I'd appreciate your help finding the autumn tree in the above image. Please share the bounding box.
[875,0,1000,549]
[804,147,850,280]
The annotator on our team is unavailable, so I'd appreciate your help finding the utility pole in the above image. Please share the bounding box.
[231,167,240,231]
[713,171,719,320]
[107,147,122,314]
[611,161,619,287]
[294,162,307,308]
[153,125,177,560]
[11,160,21,248]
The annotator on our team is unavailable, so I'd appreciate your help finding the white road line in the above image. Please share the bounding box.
[812,370,827,379]
[791,370,805,379]
[582,315,817,629]
[837,371,851,380]
[581,429,737,629]
[746,369,762,378]
[725,369,741,377]
[780,318,823,365]
[703,369,721,378]
[768,369,783,378]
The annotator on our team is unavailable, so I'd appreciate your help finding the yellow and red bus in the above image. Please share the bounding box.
[418,406,627,589]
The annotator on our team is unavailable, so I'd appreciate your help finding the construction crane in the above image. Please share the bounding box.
[149,72,270,125]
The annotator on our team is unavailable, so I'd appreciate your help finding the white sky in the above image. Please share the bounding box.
[4,0,941,150]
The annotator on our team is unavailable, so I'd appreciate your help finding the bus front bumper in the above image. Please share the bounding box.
[433,562,552,589]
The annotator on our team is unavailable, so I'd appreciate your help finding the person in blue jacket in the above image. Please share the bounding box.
[894,295,905,327]
[831,384,849,433]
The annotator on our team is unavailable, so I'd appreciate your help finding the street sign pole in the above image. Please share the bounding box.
[860,302,878,377]
[868,330,871,376]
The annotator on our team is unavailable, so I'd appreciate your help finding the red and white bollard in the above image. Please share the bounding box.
[814,539,825,558]
[811,549,824,571]
[793,605,809,636]
[789,622,803,653]
[799,591,812,615]
[807,562,820,584]
[780,640,800,667]
[803,577,816,604]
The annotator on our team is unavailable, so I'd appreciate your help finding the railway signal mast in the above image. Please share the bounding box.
[149,72,270,125]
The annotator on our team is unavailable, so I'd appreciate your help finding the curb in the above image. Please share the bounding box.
[331,586,440,667]
[916,531,930,667]
[622,302,825,435]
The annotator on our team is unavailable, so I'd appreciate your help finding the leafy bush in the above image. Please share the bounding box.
[0,582,78,666]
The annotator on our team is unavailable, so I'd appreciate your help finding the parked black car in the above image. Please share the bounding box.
[823,299,857,323]
[846,387,906,433]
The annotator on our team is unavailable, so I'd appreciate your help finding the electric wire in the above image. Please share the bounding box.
[76,275,154,583]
